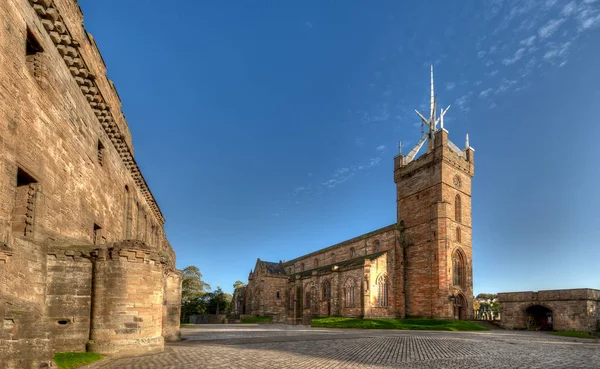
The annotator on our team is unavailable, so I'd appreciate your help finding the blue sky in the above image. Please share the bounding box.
[79,0,600,295]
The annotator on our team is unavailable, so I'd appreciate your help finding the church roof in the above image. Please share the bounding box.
[260,260,286,275]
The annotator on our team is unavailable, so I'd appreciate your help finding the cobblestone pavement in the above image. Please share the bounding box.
[94,324,600,368]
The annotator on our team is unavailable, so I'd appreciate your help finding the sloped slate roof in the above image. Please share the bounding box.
[261,261,286,275]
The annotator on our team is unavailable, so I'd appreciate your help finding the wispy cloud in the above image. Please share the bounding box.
[456,92,473,113]
[479,88,494,98]
[305,21,313,29]
[538,18,567,38]
[375,145,386,152]
[520,36,537,46]
[446,82,456,91]
[502,47,526,65]
[543,41,571,61]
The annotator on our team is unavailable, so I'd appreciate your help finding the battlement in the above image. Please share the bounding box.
[27,0,164,223]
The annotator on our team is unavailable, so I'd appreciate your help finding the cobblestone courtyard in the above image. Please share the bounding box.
[94,325,600,368]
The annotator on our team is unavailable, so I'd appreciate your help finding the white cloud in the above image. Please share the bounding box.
[580,12,600,30]
[543,42,571,61]
[495,79,518,94]
[375,145,386,152]
[477,50,486,58]
[520,36,537,46]
[479,88,493,98]
[489,70,499,76]
[305,21,313,29]
[489,102,498,109]
[561,1,577,16]
[538,18,566,38]
[502,47,526,65]
[446,82,456,91]
[456,92,473,112]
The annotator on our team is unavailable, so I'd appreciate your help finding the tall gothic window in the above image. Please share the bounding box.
[375,240,381,252]
[314,258,319,268]
[453,250,465,287]
[456,227,461,243]
[300,263,304,272]
[350,247,356,258]
[344,278,356,308]
[322,280,331,300]
[377,274,389,307]
[455,194,462,223]
[289,288,294,310]
[331,253,336,264]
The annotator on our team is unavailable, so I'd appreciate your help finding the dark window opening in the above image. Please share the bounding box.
[97,140,105,166]
[93,223,102,245]
[375,240,381,252]
[13,168,38,237]
[25,27,44,82]
[57,320,69,325]
[276,291,280,299]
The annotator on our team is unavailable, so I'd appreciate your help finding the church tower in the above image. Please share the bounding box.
[394,66,475,319]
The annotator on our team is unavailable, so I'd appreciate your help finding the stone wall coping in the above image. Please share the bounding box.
[498,288,600,302]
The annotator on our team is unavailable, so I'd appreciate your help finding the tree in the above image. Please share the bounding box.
[180,266,211,323]
[233,280,247,290]
[473,300,480,319]
[206,286,233,315]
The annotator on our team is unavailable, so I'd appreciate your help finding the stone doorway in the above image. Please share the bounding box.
[454,294,468,320]
[525,305,553,331]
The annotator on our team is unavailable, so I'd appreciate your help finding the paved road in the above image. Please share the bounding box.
[94,324,600,368]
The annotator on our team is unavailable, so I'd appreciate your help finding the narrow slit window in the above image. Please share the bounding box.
[93,223,102,245]
[25,27,44,82]
[12,168,38,237]
[97,140,105,166]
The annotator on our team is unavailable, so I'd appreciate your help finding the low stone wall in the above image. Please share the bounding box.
[189,314,227,324]
[498,288,600,332]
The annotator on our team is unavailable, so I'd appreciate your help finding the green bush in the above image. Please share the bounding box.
[549,331,597,339]
[241,316,273,324]
[311,317,488,331]
[53,352,103,369]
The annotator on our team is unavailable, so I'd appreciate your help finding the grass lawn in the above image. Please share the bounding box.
[549,331,598,339]
[241,316,273,324]
[311,317,488,331]
[53,352,103,369]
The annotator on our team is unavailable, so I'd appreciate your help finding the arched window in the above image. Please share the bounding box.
[350,247,356,258]
[289,288,294,309]
[322,280,331,300]
[377,274,389,307]
[344,278,356,308]
[331,253,336,264]
[453,250,465,287]
[276,291,280,299]
[375,240,381,252]
[300,263,304,272]
[314,258,319,268]
[455,194,462,223]
[456,227,461,243]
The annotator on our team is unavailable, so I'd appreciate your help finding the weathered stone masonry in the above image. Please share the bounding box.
[0,1,181,367]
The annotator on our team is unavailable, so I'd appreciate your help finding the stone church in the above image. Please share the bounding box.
[234,67,475,325]
[0,1,181,368]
